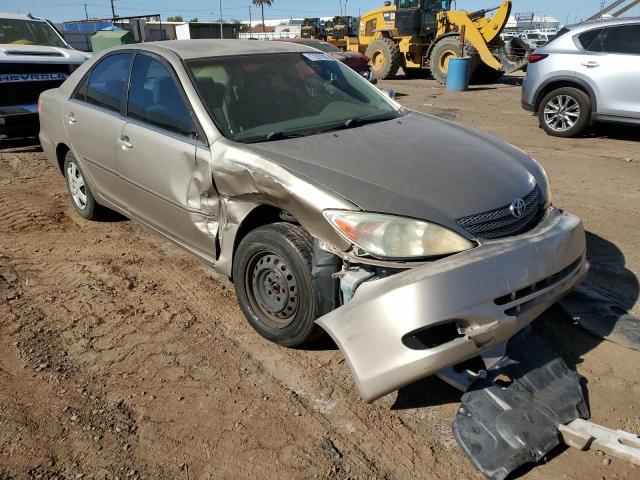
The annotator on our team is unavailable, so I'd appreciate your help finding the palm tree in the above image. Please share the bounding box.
[252,0,273,33]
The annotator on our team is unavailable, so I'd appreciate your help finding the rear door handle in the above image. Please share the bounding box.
[581,61,600,68]
[117,136,133,150]
[65,113,76,124]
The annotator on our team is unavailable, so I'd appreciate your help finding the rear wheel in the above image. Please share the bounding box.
[538,87,591,138]
[365,38,401,80]
[63,151,105,220]
[232,223,320,347]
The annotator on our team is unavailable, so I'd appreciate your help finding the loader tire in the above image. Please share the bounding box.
[365,38,401,80]
[429,37,462,84]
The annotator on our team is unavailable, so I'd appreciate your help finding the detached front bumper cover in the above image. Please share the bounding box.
[316,208,588,402]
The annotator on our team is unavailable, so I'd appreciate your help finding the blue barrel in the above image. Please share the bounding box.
[446,57,471,92]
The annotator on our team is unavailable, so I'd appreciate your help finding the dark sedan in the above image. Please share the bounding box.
[273,37,373,81]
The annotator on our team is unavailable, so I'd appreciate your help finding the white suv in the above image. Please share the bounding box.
[521,18,640,137]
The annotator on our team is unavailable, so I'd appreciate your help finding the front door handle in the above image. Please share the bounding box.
[117,136,133,150]
[581,61,600,68]
[65,113,76,124]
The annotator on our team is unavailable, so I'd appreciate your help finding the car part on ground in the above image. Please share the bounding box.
[0,13,89,138]
[453,328,590,480]
[522,17,640,137]
[560,286,640,351]
[39,39,585,408]
[330,0,529,82]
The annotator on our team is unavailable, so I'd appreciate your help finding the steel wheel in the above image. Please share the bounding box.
[246,250,299,329]
[66,161,87,210]
[543,95,581,133]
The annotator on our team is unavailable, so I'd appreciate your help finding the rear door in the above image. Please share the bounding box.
[63,52,133,205]
[117,52,219,263]
[578,24,640,118]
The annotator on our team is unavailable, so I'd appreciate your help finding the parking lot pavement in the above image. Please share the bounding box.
[1,76,639,479]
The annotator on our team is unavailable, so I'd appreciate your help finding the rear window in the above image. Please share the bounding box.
[577,28,604,50]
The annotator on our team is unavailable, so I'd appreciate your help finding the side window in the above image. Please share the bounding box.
[592,25,640,54]
[84,53,132,112]
[365,19,376,37]
[127,54,194,136]
[72,74,90,102]
[577,28,602,51]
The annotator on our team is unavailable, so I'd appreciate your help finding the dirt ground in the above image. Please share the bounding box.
[1,74,639,480]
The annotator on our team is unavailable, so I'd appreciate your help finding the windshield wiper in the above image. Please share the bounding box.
[241,131,306,143]
[320,113,399,134]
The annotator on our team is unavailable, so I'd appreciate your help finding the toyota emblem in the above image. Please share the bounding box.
[509,198,526,218]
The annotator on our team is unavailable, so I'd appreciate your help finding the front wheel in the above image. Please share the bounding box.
[538,87,591,138]
[232,223,320,347]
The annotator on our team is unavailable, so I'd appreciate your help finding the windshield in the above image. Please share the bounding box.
[188,52,401,143]
[0,19,67,48]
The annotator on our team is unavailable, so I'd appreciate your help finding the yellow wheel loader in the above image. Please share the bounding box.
[349,0,529,82]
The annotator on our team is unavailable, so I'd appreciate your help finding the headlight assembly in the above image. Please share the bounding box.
[324,210,474,260]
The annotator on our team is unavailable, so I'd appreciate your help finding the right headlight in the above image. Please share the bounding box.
[324,210,474,260]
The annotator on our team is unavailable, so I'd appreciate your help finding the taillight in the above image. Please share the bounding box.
[37,97,41,113]
[528,53,549,63]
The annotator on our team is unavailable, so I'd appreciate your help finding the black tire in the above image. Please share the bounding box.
[365,38,401,80]
[538,87,591,138]
[429,37,462,84]
[471,62,505,84]
[63,151,104,220]
[232,222,321,347]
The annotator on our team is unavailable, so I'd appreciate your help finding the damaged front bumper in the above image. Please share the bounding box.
[316,207,588,402]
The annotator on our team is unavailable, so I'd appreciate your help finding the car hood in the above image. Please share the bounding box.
[0,44,90,64]
[242,112,543,238]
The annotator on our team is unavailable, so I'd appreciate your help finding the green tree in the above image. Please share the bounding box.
[251,0,273,33]
[166,15,184,22]
[188,18,199,23]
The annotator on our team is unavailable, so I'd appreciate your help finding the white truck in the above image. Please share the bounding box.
[0,13,90,138]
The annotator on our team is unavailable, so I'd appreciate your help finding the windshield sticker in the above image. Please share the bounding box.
[302,53,335,62]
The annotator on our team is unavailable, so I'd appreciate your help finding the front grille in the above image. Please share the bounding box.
[0,63,75,107]
[456,185,544,239]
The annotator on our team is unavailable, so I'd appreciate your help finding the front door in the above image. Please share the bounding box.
[117,53,219,263]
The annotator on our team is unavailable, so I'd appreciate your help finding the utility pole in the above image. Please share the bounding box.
[83,3,88,20]
[110,0,116,18]
[248,6,252,33]
[219,0,223,39]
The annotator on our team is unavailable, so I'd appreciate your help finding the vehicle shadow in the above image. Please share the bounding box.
[0,136,42,153]
[583,122,640,143]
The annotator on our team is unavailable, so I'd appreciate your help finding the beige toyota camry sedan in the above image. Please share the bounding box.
[39,40,588,402]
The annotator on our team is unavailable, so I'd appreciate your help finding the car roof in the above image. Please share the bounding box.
[138,39,318,60]
[0,12,46,21]
[566,16,640,31]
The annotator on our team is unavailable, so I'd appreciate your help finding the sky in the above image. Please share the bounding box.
[1,0,638,25]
